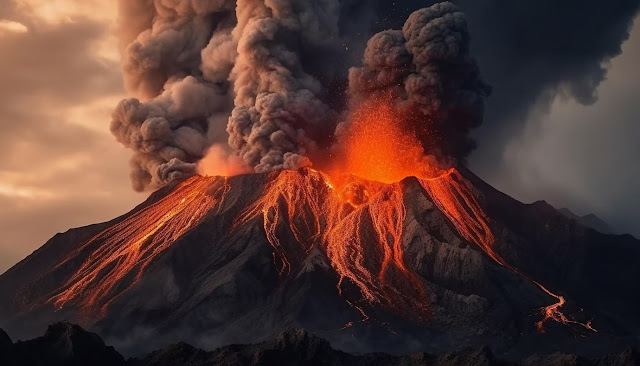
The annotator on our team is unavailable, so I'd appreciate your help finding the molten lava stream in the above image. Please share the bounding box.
[233,169,430,321]
[233,170,326,276]
[48,176,229,316]
[323,181,430,320]
[419,169,596,333]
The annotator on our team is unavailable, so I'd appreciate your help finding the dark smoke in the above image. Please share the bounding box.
[347,2,490,160]
[111,0,236,191]
[357,0,640,174]
[226,0,340,173]
[111,0,639,191]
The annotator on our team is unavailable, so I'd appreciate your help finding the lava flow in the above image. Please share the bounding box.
[239,96,594,331]
[47,95,593,332]
[419,169,595,332]
[48,176,230,316]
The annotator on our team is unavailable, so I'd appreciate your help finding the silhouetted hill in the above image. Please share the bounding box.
[2,323,639,366]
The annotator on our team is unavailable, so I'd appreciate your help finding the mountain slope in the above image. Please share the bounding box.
[0,168,638,357]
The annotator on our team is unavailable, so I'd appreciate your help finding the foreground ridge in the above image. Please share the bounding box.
[1,323,637,366]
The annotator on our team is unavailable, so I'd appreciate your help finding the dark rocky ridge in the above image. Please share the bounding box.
[0,322,124,366]
[1,323,638,366]
[558,208,614,235]
[0,168,639,358]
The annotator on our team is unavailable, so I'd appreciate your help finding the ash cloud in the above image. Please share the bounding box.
[111,0,236,191]
[357,0,640,174]
[111,0,640,191]
[347,2,490,160]
[227,0,340,173]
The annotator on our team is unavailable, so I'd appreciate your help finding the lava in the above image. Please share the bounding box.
[231,96,594,330]
[321,96,592,331]
[49,95,593,332]
[418,169,595,332]
[48,176,229,316]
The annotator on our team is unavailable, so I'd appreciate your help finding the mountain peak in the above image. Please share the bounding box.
[558,208,613,234]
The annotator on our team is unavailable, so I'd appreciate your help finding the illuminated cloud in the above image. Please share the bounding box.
[0,1,142,273]
[0,19,28,34]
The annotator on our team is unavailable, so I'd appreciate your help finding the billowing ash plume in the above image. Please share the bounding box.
[111,0,236,191]
[113,1,635,191]
[111,1,489,190]
[346,2,491,160]
[112,0,344,190]
[226,0,339,172]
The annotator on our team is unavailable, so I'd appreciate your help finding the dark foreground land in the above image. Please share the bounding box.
[1,322,638,366]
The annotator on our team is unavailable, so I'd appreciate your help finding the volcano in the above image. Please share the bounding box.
[1,165,639,358]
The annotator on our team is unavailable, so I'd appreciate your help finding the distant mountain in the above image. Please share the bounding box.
[0,167,639,358]
[558,208,614,234]
[1,323,638,366]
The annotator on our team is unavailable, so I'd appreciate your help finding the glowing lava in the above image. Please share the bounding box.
[316,96,592,331]
[48,176,230,316]
[49,95,593,332]
[419,169,595,332]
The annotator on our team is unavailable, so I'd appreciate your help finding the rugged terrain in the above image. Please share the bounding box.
[0,168,638,358]
[1,322,639,366]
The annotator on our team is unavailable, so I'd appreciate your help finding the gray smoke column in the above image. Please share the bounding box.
[226,0,339,173]
[347,2,491,160]
[111,0,236,191]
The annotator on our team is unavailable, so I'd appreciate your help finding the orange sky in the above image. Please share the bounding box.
[0,1,143,272]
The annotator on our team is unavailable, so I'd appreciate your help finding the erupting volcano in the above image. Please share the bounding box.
[3,96,621,358]
[0,142,637,355]
[1,1,639,360]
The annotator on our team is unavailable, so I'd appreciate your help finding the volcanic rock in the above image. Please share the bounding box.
[0,168,638,358]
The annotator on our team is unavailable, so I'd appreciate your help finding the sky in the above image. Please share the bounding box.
[495,20,640,238]
[0,1,144,273]
[0,1,638,273]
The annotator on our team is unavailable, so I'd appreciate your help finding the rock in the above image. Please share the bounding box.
[0,328,14,365]
[10,321,125,366]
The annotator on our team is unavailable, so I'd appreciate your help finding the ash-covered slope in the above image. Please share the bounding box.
[0,168,638,358]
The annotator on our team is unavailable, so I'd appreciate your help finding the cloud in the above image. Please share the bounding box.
[345,2,490,160]
[502,17,640,237]
[0,19,27,34]
[111,0,237,191]
[335,0,639,172]
[0,2,143,273]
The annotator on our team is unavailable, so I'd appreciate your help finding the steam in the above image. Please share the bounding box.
[197,144,249,178]
[347,2,491,160]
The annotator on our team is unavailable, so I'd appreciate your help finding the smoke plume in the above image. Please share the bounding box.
[226,0,340,173]
[111,0,236,191]
[111,1,638,191]
[346,2,490,160]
